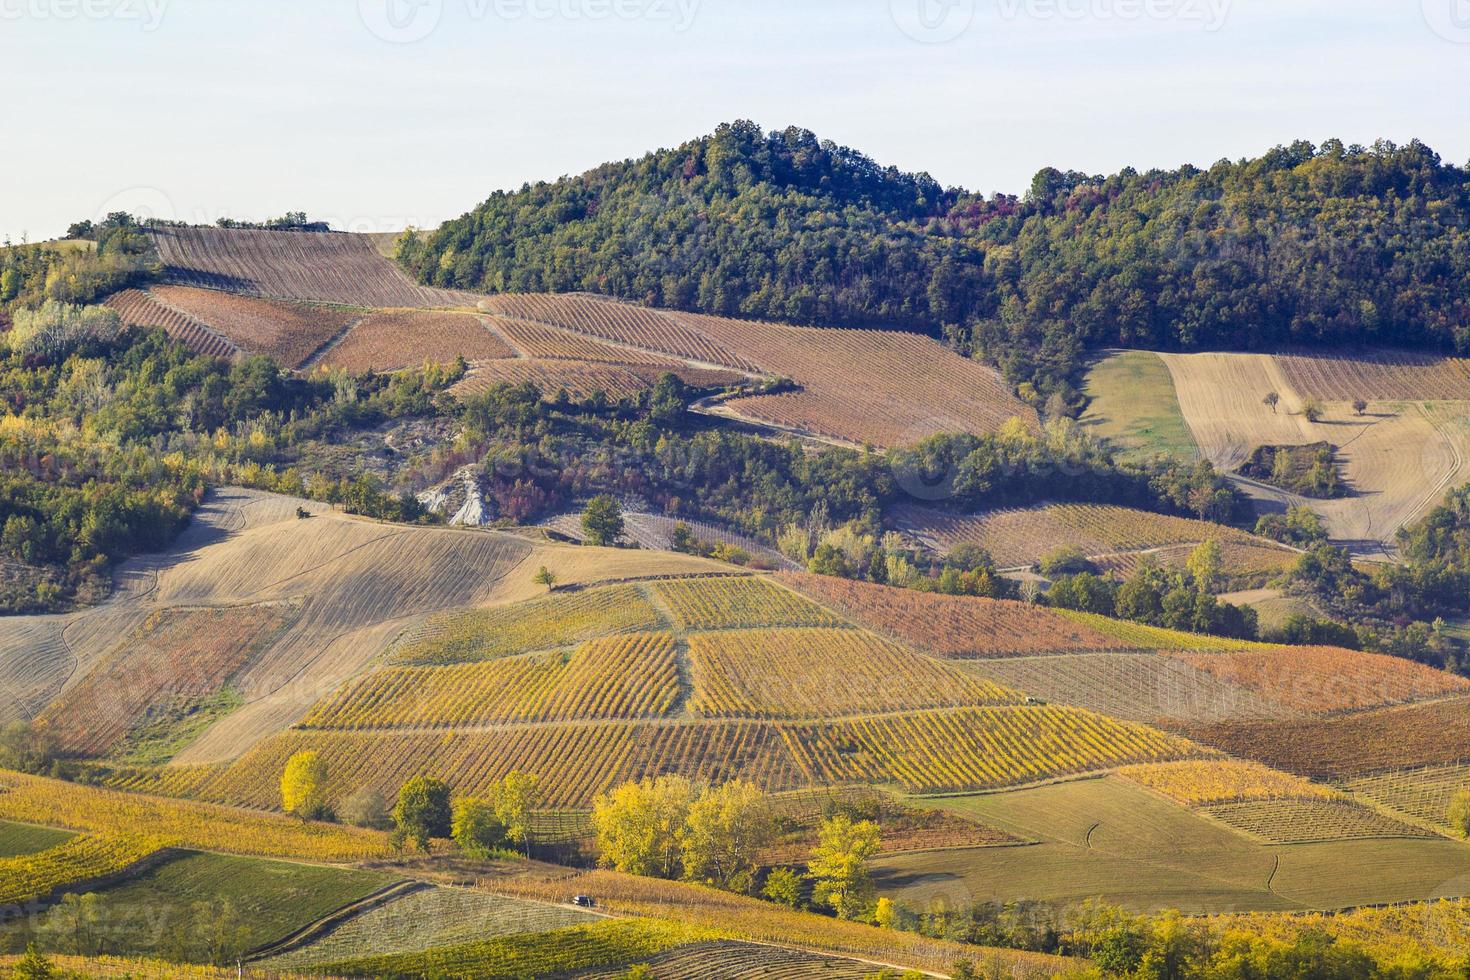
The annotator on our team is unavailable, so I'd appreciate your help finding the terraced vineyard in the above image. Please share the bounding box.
[151,285,363,369]
[652,576,841,630]
[315,310,517,372]
[392,584,665,665]
[104,288,239,359]
[784,706,1203,794]
[1167,647,1470,715]
[147,226,467,307]
[302,632,680,729]
[779,573,1134,657]
[1203,799,1436,844]
[450,358,745,402]
[479,293,760,372]
[0,833,165,906]
[686,627,1022,719]
[893,502,1271,569]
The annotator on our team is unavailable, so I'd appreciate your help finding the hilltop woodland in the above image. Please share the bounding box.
[402,122,1470,407]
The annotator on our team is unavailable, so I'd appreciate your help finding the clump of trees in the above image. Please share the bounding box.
[4,212,161,311]
[388,771,541,856]
[1240,443,1345,498]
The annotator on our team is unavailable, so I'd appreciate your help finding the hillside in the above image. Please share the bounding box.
[400,122,1470,400]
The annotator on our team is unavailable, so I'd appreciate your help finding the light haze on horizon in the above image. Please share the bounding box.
[3,0,1469,241]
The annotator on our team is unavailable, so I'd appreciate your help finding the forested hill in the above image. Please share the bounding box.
[400,121,1470,400]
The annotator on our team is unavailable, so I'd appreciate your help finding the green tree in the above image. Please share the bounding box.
[393,775,453,852]
[591,775,695,878]
[280,750,329,820]
[681,780,775,892]
[452,797,507,859]
[533,565,558,592]
[762,867,804,908]
[187,898,252,966]
[807,814,880,920]
[1449,789,1470,839]
[11,945,57,980]
[646,372,690,424]
[582,495,625,547]
[38,893,103,956]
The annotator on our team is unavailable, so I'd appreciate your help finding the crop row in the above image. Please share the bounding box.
[686,627,1021,719]
[393,584,665,665]
[1203,799,1435,844]
[104,288,239,359]
[651,577,841,631]
[315,311,516,373]
[1053,609,1269,652]
[152,285,362,369]
[486,314,683,366]
[576,941,880,980]
[1115,759,1340,806]
[1276,349,1470,401]
[0,833,165,906]
[1340,762,1470,829]
[302,632,680,729]
[779,573,1135,658]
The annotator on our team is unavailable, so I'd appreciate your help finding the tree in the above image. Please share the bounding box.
[452,797,507,859]
[12,945,57,980]
[494,770,542,857]
[340,787,392,830]
[1353,398,1369,416]
[582,495,625,547]
[681,780,775,892]
[393,775,453,852]
[0,721,57,775]
[1302,398,1324,423]
[807,814,881,920]
[1263,391,1280,414]
[1186,539,1223,593]
[762,867,804,908]
[186,898,251,966]
[39,893,103,956]
[281,750,329,820]
[533,565,558,592]
[1449,789,1470,839]
[874,896,898,929]
[646,372,690,424]
[591,775,695,878]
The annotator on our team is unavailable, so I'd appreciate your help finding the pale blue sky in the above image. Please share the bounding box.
[3,0,1468,241]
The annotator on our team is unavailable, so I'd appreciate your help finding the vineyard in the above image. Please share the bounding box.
[651,576,841,630]
[680,311,1038,447]
[267,886,597,968]
[104,288,239,359]
[577,942,881,980]
[686,627,1022,719]
[0,833,165,906]
[782,705,1204,794]
[1277,349,1470,401]
[893,502,1267,569]
[37,604,294,756]
[1052,610,1269,651]
[1341,763,1470,830]
[1090,540,1300,583]
[478,294,760,372]
[146,226,468,308]
[486,314,684,367]
[1167,647,1470,715]
[537,512,798,570]
[778,573,1134,657]
[0,769,392,863]
[1183,696,1470,778]
[450,358,745,403]
[314,311,517,372]
[1203,799,1436,844]
[1115,760,1340,806]
[150,285,363,369]
[391,584,664,665]
[301,632,680,729]
[969,654,1293,726]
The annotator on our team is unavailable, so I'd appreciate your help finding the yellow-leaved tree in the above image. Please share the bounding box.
[281,751,328,820]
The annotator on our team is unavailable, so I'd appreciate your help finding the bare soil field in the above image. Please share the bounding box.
[104,289,239,359]
[151,285,362,369]
[682,312,1037,448]
[314,311,516,372]
[147,227,471,307]
[486,314,686,367]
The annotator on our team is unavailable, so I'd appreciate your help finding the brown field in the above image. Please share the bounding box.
[151,285,361,369]
[486,314,684,366]
[479,294,760,372]
[147,226,470,308]
[893,502,1274,569]
[1203,799,1437,844]
[314,311,516,372]
[1168,647,1470,715]
[1183,696,1470,778]
[970,653,1295,726]
[1277,349,1470,401]
[37,604,294,756]
[777,573,1134,657]
[681,312,1037,448]
[1159,351,1470,556]
[104,288,239,359]
[686,627,1022,719]
[450,358,745,402]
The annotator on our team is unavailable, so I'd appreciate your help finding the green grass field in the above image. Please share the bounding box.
[1081,350,1199,463]
[872,777,1470,914]
[0,821,74,858]
[0,850,398,959]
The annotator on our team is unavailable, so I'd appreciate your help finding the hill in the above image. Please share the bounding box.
[399,122,1470,400]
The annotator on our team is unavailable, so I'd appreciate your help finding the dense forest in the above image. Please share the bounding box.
[401,121,1470,401]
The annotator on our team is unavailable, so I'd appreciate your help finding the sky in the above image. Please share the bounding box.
[2,0,1469,241]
